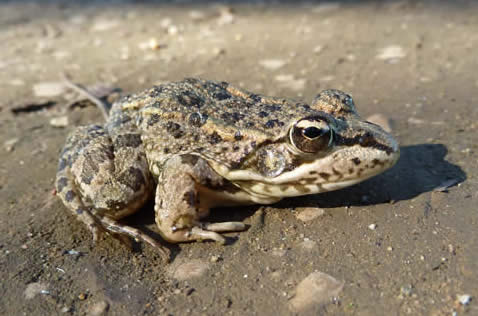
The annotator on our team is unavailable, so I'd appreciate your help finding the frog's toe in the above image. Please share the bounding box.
[78,209,105,243]
[100,217,170,260]
[202,222,246,232]
[190,227,226,244]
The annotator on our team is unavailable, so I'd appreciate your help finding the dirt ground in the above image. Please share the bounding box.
[1,0,477,315]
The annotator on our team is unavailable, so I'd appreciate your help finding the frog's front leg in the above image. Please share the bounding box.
[155,155,246,243]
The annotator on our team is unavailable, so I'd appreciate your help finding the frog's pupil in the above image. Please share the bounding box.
[303,126,322,139]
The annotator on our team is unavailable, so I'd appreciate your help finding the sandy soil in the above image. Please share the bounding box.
[1,1,477,315]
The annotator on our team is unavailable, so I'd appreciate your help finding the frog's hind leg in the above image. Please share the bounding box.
[56,125,169,258]
[56,172,105,242]
[99,217,168,256]
[56,125,111,242]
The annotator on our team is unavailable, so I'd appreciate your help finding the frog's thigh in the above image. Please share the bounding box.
[71,128,153,215]
[154,155,246,244]
[56,125,154,243]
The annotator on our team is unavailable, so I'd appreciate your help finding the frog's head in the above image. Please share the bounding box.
[208,89,400,200]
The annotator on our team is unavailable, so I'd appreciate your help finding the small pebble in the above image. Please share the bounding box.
[139,38,163,51]
[217,7,235,25]
[400,284,413,296]
[189,10,206,21]
[168,259,209,281]
[313,45,323,54]
[4,138,19,152]
[70,15,86,25]
[91,19,119,32]
[295,208,325,222]
[33,82,66,97]
[259,59,286,70]
[448,244,456,255]
[271,248,287,257]
[210,255,221,263]
[457,294,472,305]
[167,25,179,35]
[160,18,172,29]
[212,47,226,56]
[274,74,307,91]
[88,300,109,316]
[320,75,335,82]
[60,306,71,313]
[368,224,377,230]
[299,239,317,250]
[269,270,282,281]
[407,117,425,124]
[24,282,49,299]
[376,45,406,62]
[274,74,294,82]
[53,51,71,60]
[78,293,87,300]
[50,116,69,128]
[289,271,344,311]
[387,246,393,251]
[67,249,81,256]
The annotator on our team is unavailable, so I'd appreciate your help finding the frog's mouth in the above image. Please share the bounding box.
[210,144,400,199]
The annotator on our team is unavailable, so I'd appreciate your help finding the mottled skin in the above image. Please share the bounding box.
[56,78,400,259]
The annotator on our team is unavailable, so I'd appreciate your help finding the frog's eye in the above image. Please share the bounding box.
[289,118,332,153]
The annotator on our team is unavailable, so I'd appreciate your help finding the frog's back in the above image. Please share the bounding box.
[107,78,313,168]
[112,78,313,132]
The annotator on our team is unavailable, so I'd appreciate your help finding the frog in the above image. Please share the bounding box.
[55,78,400,260]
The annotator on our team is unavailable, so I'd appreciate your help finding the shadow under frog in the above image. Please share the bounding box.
[277,143,466,208]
